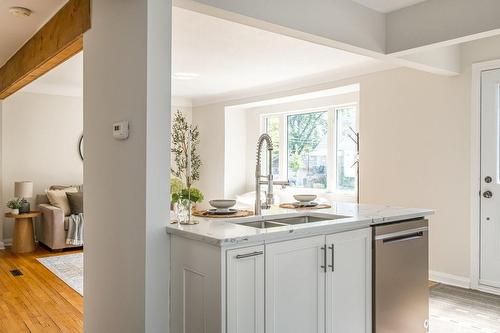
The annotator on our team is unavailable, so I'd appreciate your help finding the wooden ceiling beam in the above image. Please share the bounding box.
[0,0,90,100]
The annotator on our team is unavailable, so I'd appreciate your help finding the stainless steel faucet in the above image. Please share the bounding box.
[255,134,290,215]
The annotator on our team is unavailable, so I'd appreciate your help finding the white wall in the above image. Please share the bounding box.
[192,103,225,206]
[84,0,171,331]
[224,107,247,199]
[1,92,83,243]
[358,68,470,280]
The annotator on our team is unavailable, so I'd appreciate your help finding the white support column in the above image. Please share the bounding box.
[83,0,171,331]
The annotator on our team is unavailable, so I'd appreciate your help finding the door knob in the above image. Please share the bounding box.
[483,190,493,198]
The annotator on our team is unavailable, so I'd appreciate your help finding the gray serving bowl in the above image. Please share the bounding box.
[209,199,237,210]
[293,194,317,203]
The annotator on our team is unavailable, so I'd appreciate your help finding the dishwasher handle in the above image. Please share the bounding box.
[375,226,428,244]
[382,231,424,244]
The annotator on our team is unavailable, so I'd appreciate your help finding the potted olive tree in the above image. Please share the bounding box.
[171,110,203,223]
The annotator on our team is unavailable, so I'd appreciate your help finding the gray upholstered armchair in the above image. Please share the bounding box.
[36,185,83,251]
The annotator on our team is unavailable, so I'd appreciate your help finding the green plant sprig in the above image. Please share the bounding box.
[7,198,23,209]
[171,187,204,203]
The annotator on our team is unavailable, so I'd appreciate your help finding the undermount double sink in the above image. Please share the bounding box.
[236,214,350,229]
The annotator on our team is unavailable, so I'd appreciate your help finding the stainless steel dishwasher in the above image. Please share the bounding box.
[373,218,429,333]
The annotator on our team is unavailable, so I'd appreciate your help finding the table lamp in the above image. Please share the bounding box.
[15,181,33,214]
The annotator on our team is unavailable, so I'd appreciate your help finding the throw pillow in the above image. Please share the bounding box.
[66,192,83,215]
[46,187,78,216]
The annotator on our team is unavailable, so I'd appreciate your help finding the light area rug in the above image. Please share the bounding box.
[37,253,83,296]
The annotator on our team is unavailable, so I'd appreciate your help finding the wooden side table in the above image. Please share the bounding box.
[5,211,41,254]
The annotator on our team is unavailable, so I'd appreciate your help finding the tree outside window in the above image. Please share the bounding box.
[287,111,328,189]
[263,105,358,193]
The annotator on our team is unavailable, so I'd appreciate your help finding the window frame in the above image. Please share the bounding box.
[260,103,358,196]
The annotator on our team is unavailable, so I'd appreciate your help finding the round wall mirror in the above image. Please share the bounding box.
[78,134,84,161]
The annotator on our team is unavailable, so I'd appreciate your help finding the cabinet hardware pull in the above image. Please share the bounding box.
[236,251,263,259]
[320,246,327,272]
[328,244,334,271]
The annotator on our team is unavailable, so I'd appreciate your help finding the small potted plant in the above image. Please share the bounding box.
[7,198,23,215]
[171,187,204,223]
[172,187,204,205]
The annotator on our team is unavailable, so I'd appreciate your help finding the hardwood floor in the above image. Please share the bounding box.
[0,246,83,332]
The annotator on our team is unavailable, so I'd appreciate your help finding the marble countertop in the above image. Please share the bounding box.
[166,203,434,247]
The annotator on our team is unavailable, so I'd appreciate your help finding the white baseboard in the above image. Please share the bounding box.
[477,284,500,296]
[429,270,471,289]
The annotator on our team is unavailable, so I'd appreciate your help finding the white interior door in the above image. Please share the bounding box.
[480,68,500,288]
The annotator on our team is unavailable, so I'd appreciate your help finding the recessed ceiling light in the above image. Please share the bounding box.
[172,72,200,80]
[9,7,32,17]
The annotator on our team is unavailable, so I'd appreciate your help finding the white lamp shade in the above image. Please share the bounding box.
[15,181,33,198]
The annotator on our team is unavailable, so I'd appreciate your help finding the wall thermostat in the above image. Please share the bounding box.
[113,121,129,140]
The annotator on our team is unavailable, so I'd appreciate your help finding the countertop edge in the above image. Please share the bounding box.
[166,205,434,248]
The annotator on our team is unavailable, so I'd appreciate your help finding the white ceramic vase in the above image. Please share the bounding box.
[11,208,19,215]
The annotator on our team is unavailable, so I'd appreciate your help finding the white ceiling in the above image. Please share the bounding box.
[351,0,428,13]
[20,51,82,96]
[0,0,67,67]
[172,7,390,104]
[14,6,394,104]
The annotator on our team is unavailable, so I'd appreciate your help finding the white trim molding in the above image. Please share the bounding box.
[470,58,500,292]
[429,271,471,289]
[477,284,500,296]
[2,238,12,247]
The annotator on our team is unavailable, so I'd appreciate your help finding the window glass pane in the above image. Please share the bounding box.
[336,107,357,191]
[287,111,328,189]
[265,116,280,176]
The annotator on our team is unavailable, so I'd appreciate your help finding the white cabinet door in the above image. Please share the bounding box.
[265,235,326,333]
[227,246,265,333]
[325,228,372,333]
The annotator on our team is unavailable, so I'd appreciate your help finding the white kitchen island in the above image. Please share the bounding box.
[166,203,434,333]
